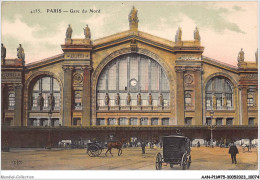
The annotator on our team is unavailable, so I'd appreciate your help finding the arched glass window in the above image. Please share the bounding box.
[8,92,15,109]
[97,54,170,109]
[31,76,60,110]
[205,76,233,110]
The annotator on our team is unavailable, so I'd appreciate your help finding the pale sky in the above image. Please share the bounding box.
[1,1,258,66]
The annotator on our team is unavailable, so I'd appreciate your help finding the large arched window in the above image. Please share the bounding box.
[31,76,60,110]
[97,54,170,108]
[205,76,233,110]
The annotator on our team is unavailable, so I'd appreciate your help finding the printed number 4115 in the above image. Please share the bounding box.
[31,9,41,13]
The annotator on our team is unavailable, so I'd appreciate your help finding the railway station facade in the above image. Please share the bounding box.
[1,7,258,142]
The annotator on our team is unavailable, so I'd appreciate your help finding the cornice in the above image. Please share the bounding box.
[92,30,204,53]
[202,56,238,73]
[25,54,64,71]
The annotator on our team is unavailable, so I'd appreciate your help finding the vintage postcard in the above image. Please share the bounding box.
[1,1,259,179]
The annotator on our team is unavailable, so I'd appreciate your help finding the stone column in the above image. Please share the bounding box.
[36,118,41,126]
[241,86,248,125]
[158,118,162,126]
[148,118,152,126]
[14,84,23,126]
[63,66,73,126]
[222,118,226,125]
[82,67,92,126]
[138,118,141,126]
[212,118,216,125]
[194,68,203,125]
[175,67,185,125]
[116,118,120,125]
[128,118,131,126]
[104,118,108,126]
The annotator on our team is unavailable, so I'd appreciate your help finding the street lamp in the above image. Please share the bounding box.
[48,109,52,127]
[46,109,52,149]
[210,110,214,148]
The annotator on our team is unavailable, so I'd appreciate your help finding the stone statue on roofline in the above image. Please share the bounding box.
[129,6,138,22]
[17,44,25,63]
[129,6,139,31]
[194,27,200,41]
[1,43,6,64]
[175,27,182,42]
[83,24,91,39]
[237,48,244,62]
[255,48,258,64]
[66,24,73,39]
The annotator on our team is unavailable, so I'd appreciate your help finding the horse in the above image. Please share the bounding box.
[105,138,125,157]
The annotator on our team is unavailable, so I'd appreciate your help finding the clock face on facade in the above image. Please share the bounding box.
[130,79,138,87]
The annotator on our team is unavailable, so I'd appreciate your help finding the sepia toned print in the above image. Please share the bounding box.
[1,1,258,175]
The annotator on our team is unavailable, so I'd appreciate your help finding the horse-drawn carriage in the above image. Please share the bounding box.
[86,139,125,157]
[86,141,106,157]
[156,135,191,170]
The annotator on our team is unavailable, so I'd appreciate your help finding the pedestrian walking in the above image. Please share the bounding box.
[197,141,200,147]
[228,142,239,164]
[141,141,146,154]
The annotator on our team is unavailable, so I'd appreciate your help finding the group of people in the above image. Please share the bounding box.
[196,141,239,164]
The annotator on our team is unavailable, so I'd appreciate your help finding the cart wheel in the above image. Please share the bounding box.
[156,153,162,170]
[87,144,99,157]
[187,156,191,169]
[118,149,122,156]
[170,164,174,168]
[97,148,102,156]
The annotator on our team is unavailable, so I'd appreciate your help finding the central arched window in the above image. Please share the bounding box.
[205,76,233,110]
[97,54,170,108]
[31,76,61,110]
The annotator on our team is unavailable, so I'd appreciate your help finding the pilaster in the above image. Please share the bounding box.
[175,66,185,125]
[241,86,248,125]
[82,66,92,126]
[137,118,141,126]
[63,65,73,126]
[13,84,23,126]
[148,118,152,126]
[104,118,108,126]
[212,118,216,125]
[194,67,203,125]
[223,118,227,125]
[158,118,162,126]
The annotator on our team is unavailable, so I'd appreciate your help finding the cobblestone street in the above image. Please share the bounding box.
[1,146,258,170]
